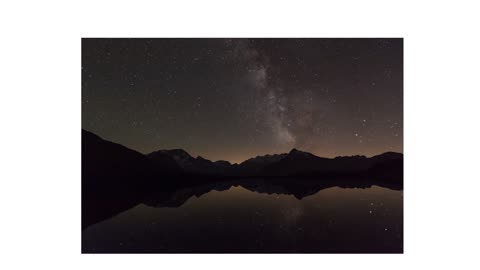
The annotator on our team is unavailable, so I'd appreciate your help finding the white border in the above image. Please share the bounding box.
[1,0,480,269]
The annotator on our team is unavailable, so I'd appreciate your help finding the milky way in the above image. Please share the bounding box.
[229,39,295,147]
[82,38,403,163]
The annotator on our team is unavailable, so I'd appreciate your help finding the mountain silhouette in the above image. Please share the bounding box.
[235,153,287,175]
[148,149,232,175]
[146,143,403,179]
[263,148,403,177]
[82,130,184,228]
[82,129,403,180]
[82,129,403,228]
[83,129,153,191]
[82,130,182,189]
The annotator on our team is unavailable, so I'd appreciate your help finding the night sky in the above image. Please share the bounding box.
[82,38,403,163]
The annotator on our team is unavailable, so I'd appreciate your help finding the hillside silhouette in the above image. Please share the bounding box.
[82,129,403,228]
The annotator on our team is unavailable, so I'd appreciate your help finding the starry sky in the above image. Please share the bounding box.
[82,38,403,163]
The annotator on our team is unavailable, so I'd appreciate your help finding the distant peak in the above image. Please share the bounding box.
[286,148,322,160]
[214,160,231,165]
[168,148,189,154]
[289,148,308,155]
[196,155,208,161]
[371,151,403,160]
[381,151,403,155]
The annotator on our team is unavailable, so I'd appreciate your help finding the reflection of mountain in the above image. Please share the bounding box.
[142,177,402,208]
[82,129,403,229]
[83,176,403,229]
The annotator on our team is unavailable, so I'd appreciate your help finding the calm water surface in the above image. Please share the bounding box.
[82,184,403,253]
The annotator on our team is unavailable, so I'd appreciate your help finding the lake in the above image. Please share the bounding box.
[82,181,403,253]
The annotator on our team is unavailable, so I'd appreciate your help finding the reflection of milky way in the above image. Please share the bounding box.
[83,185,403,252]
[282,204,303,227]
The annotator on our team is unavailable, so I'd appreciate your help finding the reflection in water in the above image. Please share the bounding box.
[82,184,403,253]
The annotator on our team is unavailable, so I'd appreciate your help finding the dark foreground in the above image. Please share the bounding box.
[82,178,403,253]
[81,130,403,253]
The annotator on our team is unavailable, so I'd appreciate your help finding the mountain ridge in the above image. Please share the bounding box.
[82,129,403,179]
[82,129,403,229]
